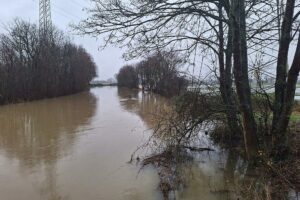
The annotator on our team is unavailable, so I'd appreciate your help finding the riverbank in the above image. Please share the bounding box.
[90,83,118,87]
[139,129,299,200]
[0,87,92,106]
[130,88,300,200]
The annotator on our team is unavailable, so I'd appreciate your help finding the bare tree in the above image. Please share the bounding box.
[0,19,96,104]
[271,0,300,157]
[136,51,187,97]
[76,0,300,159]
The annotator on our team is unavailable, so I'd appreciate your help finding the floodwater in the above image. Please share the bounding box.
[0,87,297,200]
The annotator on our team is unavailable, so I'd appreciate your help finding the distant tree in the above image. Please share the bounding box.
[0,19,96,104]
[136,51,187,97]
[116,65,139,88]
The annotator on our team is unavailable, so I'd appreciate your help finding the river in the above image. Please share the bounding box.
[0,87,297,200]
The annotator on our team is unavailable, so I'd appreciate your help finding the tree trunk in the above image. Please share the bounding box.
[272,0,295,134]
[231,0,258,158]
[218,2,242,138]
[272,32,300,159]
[277,34,300,133]
[271,0,296,159]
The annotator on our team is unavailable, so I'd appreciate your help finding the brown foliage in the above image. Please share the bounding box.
[0,19,96,104]
[116,65,139,88]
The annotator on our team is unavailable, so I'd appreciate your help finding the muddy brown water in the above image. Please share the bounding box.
[0,87,297,200]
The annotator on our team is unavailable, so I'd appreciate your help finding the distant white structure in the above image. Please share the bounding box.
[90,78,117,86]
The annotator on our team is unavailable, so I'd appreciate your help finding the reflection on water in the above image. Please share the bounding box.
[118,88,169,129]
[0,92,97,168]
[0,88,160,200]
[0,87,297,200]
[0,92,97,200]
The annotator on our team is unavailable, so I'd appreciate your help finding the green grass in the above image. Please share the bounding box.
[254,111,300,123]
[290,114,300,123]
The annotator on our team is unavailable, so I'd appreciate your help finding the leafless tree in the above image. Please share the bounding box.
[76,0,300,159]
[136,51,187,96]
[0,19,96,104]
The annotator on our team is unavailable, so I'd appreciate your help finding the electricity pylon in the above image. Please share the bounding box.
[39,0,52,35]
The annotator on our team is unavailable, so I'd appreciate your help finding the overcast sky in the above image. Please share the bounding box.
[0,0,133,80]
[1,0,296,82]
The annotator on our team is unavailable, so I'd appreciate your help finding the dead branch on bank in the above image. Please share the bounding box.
[141,146,213,200]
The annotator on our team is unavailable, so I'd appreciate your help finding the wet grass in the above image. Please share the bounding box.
[291,103,300,122]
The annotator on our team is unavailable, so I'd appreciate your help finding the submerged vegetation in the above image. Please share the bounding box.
[0,19,96,105]
[129,87,300,199]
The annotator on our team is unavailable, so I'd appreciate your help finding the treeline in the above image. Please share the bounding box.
[0,19,96,104]
[116,52,187,97]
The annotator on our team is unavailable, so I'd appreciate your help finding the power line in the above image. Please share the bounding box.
[52,2,82,21]
[52,7,76,21]
[53,4,81,20]
[70,0,86,9]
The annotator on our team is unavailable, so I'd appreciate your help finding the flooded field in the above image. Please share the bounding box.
[0,87,297,200]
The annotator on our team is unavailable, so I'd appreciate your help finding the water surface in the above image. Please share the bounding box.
[0,87,297,200]
[0,87,160,200]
